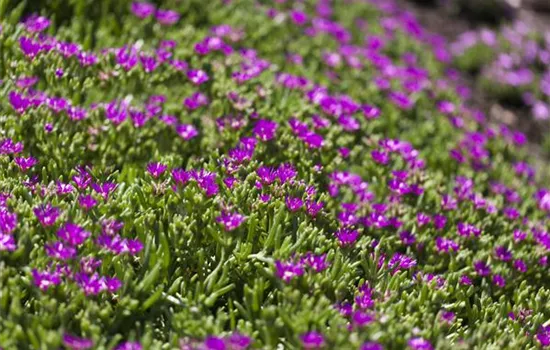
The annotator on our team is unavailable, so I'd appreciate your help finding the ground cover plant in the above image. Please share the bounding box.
[451,19,550,150]
[2,0,550,349]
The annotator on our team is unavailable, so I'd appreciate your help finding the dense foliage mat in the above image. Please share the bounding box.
[1,0,550,349]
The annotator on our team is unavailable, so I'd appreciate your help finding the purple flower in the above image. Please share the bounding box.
[73,171,92,190]
[14,156,37,172]
[494,246,512,261]
[435,237,459,253]
[306,200,324,217]
[388,253,417,272]
[300,332,324,349]
[275,260,304,282]
[203,336,225,350]
[183,90,208,108]
[0,234,16,251]
[440,310,455,324]
[45,241,77,260]
[492,274,506,288]
[537,326,550,346]
[34,204,61,227]
[19,36,44,59]
[362,104,381,120]
[79,195,97,211]
[92,182,118,201]
[433,214,447,230]
[290,10,308,26]
[80,256,102,274]
[62,334,93,350]
[56,181,74,195]
[335,228,359,246]
[253,119,278,141]
[285,197,303,212]
[23,15,50,33]
[32,269,61,291]
[0,210,18,235]
[301,253,329,272]
[115,342,142,350]
[400,231,416,246]
[131,1,155,18]
[361,342,384,350]
[514,259,527,273]
[57,223,90,246]
[353,310,376,327]
[473,260,491,277]
[407,337,432,350]
[187,69,209,85]
[216,211,246,231]
[371,149,389,165]
[176,124,199,140]
[227,333,251,350]
[147,162,167,178]
[97,234,143,255]
[459,274,472,286]
[155,9,180,25]
[389,91,414,110]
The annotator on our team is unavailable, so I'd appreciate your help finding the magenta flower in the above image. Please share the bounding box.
[187,69,209,85]
[79,195,97,211]
[227,333,251,350]
[34,204,61,227]
[253,119,278,141]
[147,162,168,178]
[306,200,324,217]
[155,9,180,25]
[57,223,91,246]
[56,181,74,195]
[23,15,50,33]
[440,310,456,324]
[0,234,16,251]
[361,342,384,350]
[63,334,93,350]
[290,10,308,26]
[435,237,459,253]
[14,156,37,172]
[407,337,433,350]
[537,326,550,347]
[473,260,491,277]
[492,274,506,288]
[92,182,118,201]
[115,342,142,350]
[73,172,92,190]
[459,274,472,286]
[353,310,376,327]
[131,1,155,18]
[0,210,18,235]
[216,211,246,231]
[32,269,61,291]
[362,104,381,120]
[285,196,303,212]
[301,253,329,272]
[335,228,359,246]
[183,91,209,110]
[176,124,199,140]
[9,91,31,113]
[97,234,143,255]
[275,260,304,282]
[300,331,324,349]
[45,241,77,260]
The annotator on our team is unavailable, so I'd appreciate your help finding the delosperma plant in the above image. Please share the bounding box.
[2,0,550,349]
[452,21,550,121]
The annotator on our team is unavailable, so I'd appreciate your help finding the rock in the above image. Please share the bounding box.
[459,0,521,21]
[525,0,550,12]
